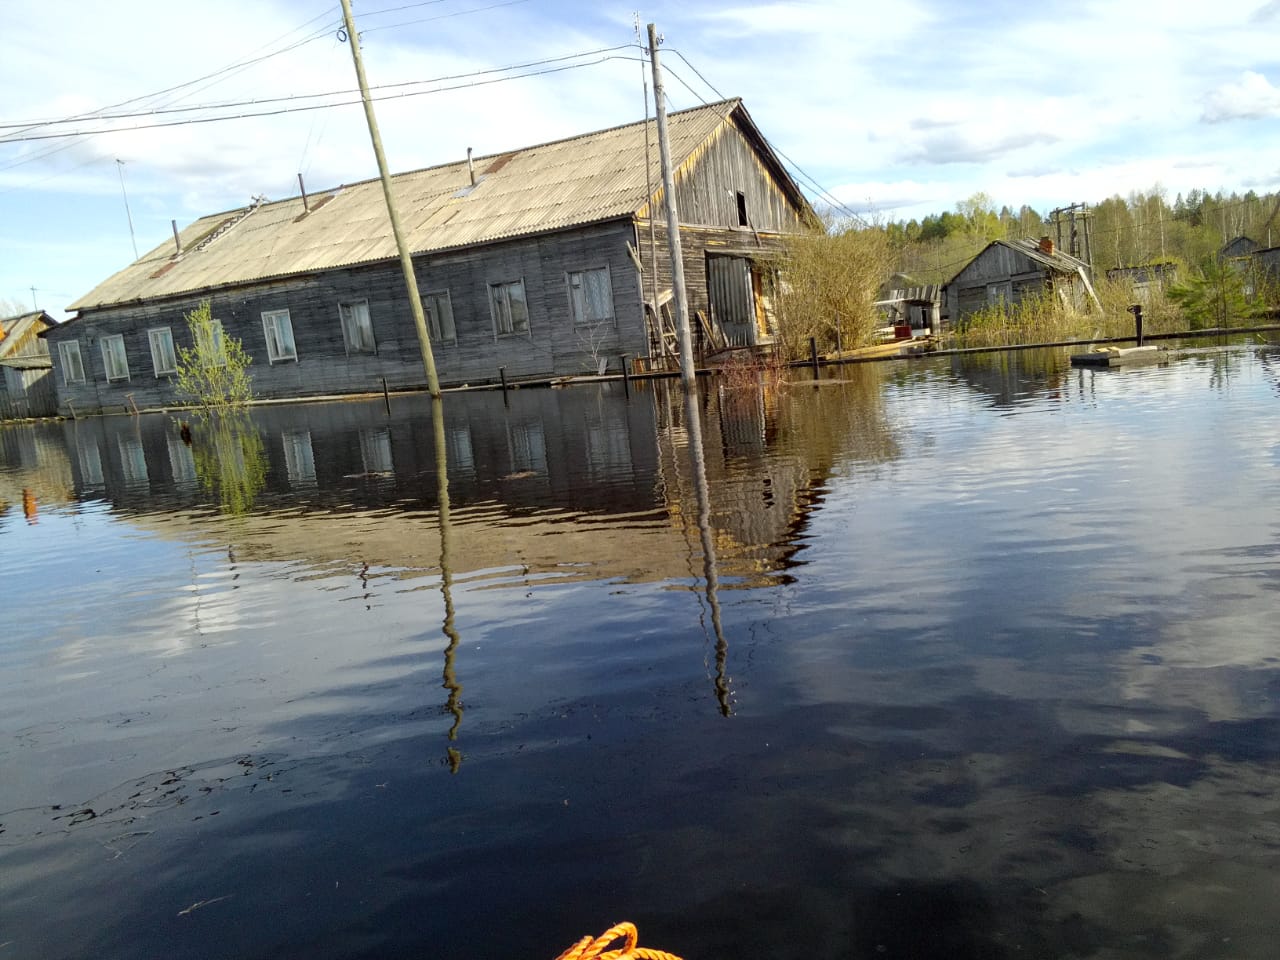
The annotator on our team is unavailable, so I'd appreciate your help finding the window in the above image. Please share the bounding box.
[567,267,614,326]
[736,191,749,227]
[198,318,228,367]
[489,279,529,336]
[101,334,130,382]
[262,309,297,363]
[149,327,177,376]
[338,300,376,354]
[423,291,456,344]
[58,340,86,384]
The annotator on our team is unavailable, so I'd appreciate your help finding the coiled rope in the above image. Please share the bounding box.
[553,922,684,960]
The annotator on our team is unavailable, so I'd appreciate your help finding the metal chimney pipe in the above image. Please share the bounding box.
[467,147,475,187]
[171,219,182,255]
[298,173,310,212]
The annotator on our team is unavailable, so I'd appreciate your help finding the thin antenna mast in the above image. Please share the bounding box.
[116,159,139,260]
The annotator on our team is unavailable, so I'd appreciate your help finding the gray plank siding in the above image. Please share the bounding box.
[672,121,807,233]
[46,221,644,414]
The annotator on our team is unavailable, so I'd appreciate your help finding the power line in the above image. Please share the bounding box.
[658,55,865,225]
[0,56,637,144]
[360,0,531,33]
[0,45,634,134]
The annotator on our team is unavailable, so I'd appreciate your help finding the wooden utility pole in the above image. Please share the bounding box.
[338,0,442,399]
[647,23,696,387]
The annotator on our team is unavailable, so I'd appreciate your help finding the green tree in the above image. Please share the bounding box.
[175,300,253,412]
[1169,258,1253,330]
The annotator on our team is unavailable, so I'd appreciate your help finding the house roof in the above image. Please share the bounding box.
[0,311,54,357]
[69,99,807,313]
[947,238,1089,287]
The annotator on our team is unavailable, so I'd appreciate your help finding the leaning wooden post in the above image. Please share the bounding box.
[338,0,442,400]
[809,337,820,379]
[620,354,630,397]
[648,23,696,389]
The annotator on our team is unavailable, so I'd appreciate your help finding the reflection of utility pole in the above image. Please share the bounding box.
[433,399,463,772]
[678,383,732,716]
[116,159,139,260]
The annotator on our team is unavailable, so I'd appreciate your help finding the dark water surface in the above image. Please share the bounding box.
[3,343,1280,959]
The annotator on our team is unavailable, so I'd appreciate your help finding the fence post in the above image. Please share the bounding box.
[1128,304,1144,346]
[620,354,630,397]
[809,337,820,380]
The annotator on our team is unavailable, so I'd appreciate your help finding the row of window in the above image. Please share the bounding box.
[56,267,615,386]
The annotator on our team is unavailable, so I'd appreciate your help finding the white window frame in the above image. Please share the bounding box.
[566,266,615,327]
[338,300,376,355]
[58,340,86,384]
[199,318,229,368]
[489,279,530,338]
[262,309,297,363]
[148,326,178,376]
[100,333,130,383]
[423,290,456,344]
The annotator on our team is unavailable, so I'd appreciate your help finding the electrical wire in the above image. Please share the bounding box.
[0,56,637,144]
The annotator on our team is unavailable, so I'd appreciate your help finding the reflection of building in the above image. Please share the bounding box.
[949,348,1068,407]
[46,101,812,415]
[0,426,74,523]
[8,374,901,588]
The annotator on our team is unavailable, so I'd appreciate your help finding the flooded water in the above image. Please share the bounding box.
[3,341,1280,960]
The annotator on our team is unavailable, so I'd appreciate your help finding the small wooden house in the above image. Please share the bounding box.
[1220,236,1260,260]
[1105,262,1178,303]
[46,100,813,415]
[944,237,1097,323]
[0,311,56,420]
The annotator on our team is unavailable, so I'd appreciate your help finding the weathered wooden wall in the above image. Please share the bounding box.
[946,245,1071,321]
[669,120,808,233]
[45,221,647,414]
[0,366,57,420]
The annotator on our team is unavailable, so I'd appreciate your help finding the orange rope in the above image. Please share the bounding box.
[553,922,684,960]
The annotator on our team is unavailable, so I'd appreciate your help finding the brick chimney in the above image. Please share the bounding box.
[1039,236,1055,255]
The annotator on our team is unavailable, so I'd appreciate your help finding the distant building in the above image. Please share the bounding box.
[1220,236,1260,260]
[874,278,942,333]
[45,100,813,416]
[0,311,56,420]
[1105,262,1179,303]
[944,237,1097,323]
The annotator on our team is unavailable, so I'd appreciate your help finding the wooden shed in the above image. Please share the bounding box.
[944,237,1097,323]
[0,311,56,420]
[46,100,813,416]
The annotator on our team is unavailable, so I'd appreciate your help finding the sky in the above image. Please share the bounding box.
[3,0,1280,320]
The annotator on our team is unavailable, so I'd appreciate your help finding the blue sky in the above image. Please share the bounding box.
[3,0,1280,319]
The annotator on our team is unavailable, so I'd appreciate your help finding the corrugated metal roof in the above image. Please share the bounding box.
[70,100,746,311]
[1001,237,1089,273]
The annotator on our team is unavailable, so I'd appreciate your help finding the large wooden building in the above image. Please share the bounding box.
[944,237,1098,323]
[46,100,812,415]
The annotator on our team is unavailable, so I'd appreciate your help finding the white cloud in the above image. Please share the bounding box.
[1203,71,1280,122]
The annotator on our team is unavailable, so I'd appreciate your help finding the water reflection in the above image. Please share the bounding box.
[190,413,268,515]
[4,347,1280,959]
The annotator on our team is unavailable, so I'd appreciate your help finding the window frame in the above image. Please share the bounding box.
[488,278,530,339]
[148,326,178,377]
[261,309,298,364]
[338,299,376,355]
[100,333,130,383]
[565,265,615,327]
[422,290,457,345]
[58,340,86,385]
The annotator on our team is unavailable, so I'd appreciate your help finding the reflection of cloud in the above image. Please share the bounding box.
[1203,70,1280,122]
